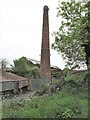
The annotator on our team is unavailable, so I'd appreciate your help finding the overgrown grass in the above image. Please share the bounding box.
[2,71,88,118]
[64,71,88,83]
[2,89,88,118]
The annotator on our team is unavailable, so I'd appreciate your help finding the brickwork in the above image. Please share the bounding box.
[40,6,51,81]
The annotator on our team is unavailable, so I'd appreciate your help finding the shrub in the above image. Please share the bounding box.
[36,84,49,96]
[31,67,40,79]
[61,108,73,118]
[62,68,70,78]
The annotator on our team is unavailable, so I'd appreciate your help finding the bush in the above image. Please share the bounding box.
[36,84,49,96]
[62,68,70,78]
[31,67,40,79]
[61,108,73,118]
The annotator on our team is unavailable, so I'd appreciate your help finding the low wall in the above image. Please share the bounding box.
[0,79,31,92]
[31,78,49,90]
[0,80,16,92]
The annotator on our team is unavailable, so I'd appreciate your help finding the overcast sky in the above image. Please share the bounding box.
[0,0,66,69]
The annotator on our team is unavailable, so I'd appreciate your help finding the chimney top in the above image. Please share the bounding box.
[43,5,49,11]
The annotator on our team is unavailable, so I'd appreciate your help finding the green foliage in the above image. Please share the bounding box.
[11,57,40,78]
[2,87,88,118]
[62,108,73,118]
[12,57,32,76]
[62,70,88,93]
[62,68,70,78]
[31,67,40,78]
[51,71,62,80]
[52,0,89,68]
[64,71,87,82]
[36,84,49,96]
[2,71,88,118]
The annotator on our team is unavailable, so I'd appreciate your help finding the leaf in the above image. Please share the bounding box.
[52,0,88,68]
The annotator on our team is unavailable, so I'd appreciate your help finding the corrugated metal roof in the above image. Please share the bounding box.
[27,58,40,65]
[27,58,61,69]
[0,72,28,81]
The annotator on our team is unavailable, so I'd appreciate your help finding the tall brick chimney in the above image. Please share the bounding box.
[40,5,51,81]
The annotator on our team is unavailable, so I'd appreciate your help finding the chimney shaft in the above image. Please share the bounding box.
[40,6,51,81]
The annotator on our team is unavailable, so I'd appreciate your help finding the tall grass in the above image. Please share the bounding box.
[2,89,88,118]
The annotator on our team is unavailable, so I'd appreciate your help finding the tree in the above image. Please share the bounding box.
[31,66,40,79]
[0,58,8,72]
[12,57,32,76]
[11,57,40,78]
[52,0,89,69]
[81,1,90,71]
